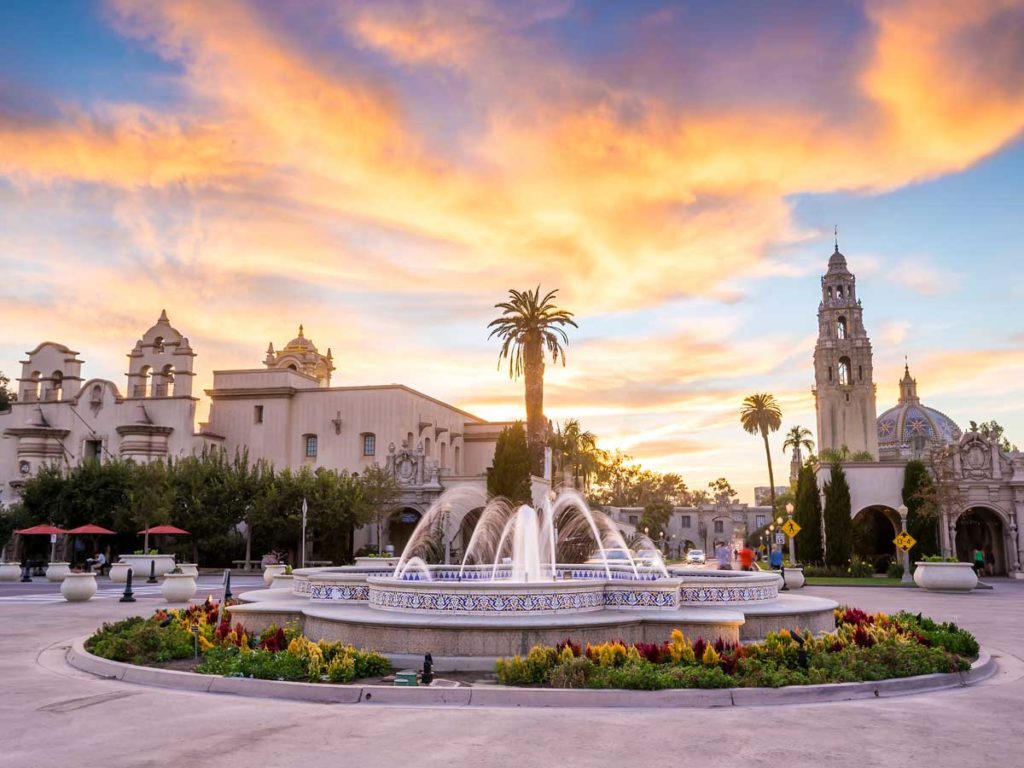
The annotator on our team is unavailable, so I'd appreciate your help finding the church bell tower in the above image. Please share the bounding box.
[813,237,879,458]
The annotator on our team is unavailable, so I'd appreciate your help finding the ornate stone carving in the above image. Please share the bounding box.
[960,435,992,480]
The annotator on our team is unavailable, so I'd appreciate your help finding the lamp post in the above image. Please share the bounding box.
[785,503,796,563]
[898,504,913,584]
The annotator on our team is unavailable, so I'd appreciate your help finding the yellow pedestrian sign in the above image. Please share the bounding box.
[781,519,801,538]
[894,531,917,552]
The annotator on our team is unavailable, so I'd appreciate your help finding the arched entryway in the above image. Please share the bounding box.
[852,506,899,573]
[455,507,485,563]
[388,507,422,555]
[954,507,1007,576]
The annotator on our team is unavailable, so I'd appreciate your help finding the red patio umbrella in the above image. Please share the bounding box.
[138,525,190,552]
[67,524,117,568]
[15,524,67,561]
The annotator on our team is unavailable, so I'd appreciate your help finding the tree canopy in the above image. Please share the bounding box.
[487,422,532,505]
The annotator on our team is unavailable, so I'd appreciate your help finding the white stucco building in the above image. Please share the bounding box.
[0,314,533,555]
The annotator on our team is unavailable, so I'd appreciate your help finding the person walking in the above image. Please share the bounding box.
[973,547,985,575]
[769,544,783,570]
[715,541,732,570]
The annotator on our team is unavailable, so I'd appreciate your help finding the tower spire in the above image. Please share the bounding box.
[834,225,838,252]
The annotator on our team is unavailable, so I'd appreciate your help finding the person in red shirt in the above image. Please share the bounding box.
[738,547,756,571]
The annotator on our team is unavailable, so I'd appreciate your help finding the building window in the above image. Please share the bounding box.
[680,515,691,528]
[305,434,318,458]
[84,440,102,461]
[828,366,833,382]
[755,514,766,529]
[628,515,639,526]
[858,365,863,382]
[362,433,376,457]
[254,405,264,424]
[836,316,847,339]
[714,520,724,533]
[838,356,851,386]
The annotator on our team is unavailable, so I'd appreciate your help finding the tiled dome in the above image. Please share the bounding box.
[877,365,961,451]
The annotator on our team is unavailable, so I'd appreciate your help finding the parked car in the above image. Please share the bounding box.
[585,548,636,565]
[634,549,664,567]
[686,549,706,565]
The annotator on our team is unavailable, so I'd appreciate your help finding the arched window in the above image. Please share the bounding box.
[50,371,63,401]
[157,364,175,397]
[440,442,447,468]
[136,365,151,398]
[424,437,432,457]
[838,356,851,386]
[836,316,847,339]
[91,384,103,404]
[25,371,41,402]
[153,336,165,353]
[828,366,833,383]
[858,365,863,382]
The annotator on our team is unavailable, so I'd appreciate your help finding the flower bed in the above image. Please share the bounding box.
[85,598,390,684]
[495,607,979,690]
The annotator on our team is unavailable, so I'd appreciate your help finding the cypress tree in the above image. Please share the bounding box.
[487,422,532,506]
[793,464,823,564]
[823,464,852,567]
[903,460,938,558]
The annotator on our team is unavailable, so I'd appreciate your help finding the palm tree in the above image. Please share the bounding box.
[740,393,784,518]
[488,287,577,474]
[782,425,815,461]
[551,419,606,491]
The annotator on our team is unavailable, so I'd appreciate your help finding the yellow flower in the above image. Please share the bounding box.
[701,645,721,667]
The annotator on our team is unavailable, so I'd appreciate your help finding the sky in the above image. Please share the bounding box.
[1,0,1023,503]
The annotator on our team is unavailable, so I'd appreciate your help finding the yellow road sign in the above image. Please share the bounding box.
[781,519,801,538]
[894,531,917,552]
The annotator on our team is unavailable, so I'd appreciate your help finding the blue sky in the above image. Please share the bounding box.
[1,0,1022,501]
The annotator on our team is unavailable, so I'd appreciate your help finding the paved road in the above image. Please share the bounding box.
[1,580,1021,768]
[0,575,264,603]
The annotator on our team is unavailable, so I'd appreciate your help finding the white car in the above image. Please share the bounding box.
[585,548,636,565]
[686,549,706,565]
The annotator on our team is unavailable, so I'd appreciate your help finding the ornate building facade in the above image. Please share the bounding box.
[1,315,526,555]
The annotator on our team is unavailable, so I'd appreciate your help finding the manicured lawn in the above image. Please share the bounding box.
[804,576,908,587]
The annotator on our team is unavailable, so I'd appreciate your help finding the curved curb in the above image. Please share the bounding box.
[65,636,996,709]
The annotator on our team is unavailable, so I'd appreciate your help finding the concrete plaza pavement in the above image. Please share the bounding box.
[1,580,1022,768]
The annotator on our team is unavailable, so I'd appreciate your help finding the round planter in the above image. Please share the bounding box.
[118,554,177,578]
[161,573,197,603]
[913,562,978,592]
[270,574,295,590]
[109,562,131,584]
[263,564,287,585]
[60,572,97,602]
[177,563,199,577]
[46,562,71,582]
[354,556,400,569]
[0,563,22,582]
[782,567,805,590]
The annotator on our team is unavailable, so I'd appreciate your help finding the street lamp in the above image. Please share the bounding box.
[897,504,913,584]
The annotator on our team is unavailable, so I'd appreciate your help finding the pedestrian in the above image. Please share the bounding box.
[739,546,756,571]
[715,541,732,570]
[985,549,995,577]
[769,544,783,570]
[973,547,985,575]
[85,551,106,574]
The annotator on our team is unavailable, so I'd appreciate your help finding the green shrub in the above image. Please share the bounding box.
[886,560,905,579]
[548,657,592,689]
[846,557,874,578]
[86,617,194,665]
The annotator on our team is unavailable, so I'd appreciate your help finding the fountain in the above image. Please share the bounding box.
[231,489,838,664]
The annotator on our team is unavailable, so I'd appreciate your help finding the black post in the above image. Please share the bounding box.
[223,570,232,602]
[146,559,157,584]
[422,652,433,686]
[120,567,136,602]
[780,561,788,591]
[20,560,32,582]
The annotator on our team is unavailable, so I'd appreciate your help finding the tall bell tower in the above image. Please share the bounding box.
[813,236,879,458]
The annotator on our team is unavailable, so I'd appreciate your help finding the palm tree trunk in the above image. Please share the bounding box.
[762,429,777,522]
[524,337,546,476]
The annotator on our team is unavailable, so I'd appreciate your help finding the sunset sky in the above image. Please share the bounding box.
[2,0,1023,502]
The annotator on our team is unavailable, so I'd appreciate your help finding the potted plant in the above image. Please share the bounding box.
[913,555,978,592]
[160,565,197,603]
[109,561,131,583]
[61,570,98,602]
[45,562,71,582]
[271,564,295,590]
[177,563,199,577]
[263,560,288,585]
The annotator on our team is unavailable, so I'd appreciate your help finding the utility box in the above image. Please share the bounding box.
[393,670,419,687]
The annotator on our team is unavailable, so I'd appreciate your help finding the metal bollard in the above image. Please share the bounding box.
[120,568,136,602]
[422,652,434,686]
[146,559,157,584]
[20,561,32,583]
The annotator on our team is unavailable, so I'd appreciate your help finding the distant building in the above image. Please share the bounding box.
[753,487,789,506]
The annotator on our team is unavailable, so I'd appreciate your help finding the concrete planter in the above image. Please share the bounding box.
[61,572,97,602]
[270,574,295,590]
[119,554,176,578]
[263,564,287,585]
[782,567,805,590]
[109,562,132,583]
[0,563,22,581]
[354,556,400,569]
[161,573,197,603]
[46,562,71,582]
[177,563,199,577]
[914,562,978,592]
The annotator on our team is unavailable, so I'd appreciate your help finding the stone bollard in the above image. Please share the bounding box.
[120,568,136,602]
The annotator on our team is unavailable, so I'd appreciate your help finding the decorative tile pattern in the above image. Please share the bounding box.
[294,578,311,595]
[603,589,678,608]
[309,583,370,602]
[679,584,777,604]
[369,587,605,613]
